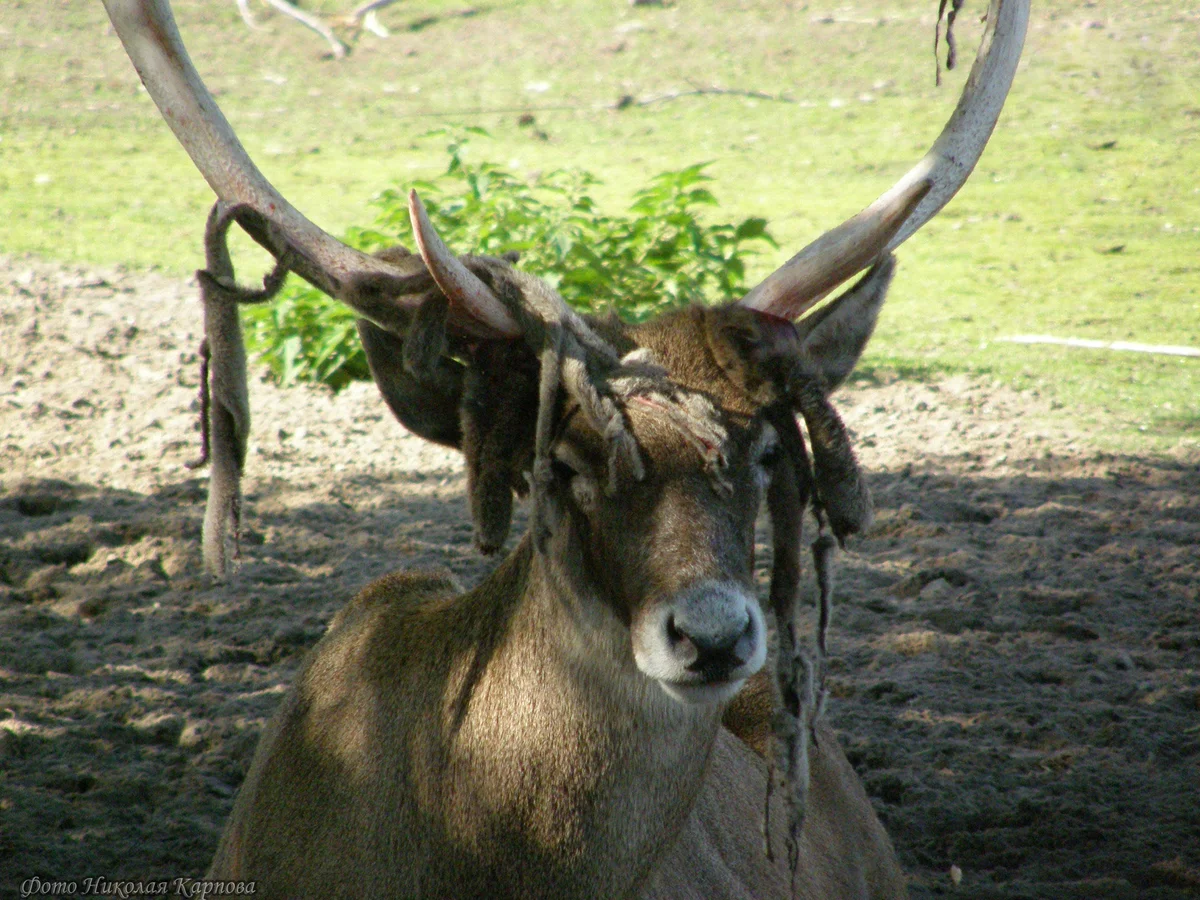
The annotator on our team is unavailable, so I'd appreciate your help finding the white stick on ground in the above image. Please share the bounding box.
[997,335,1200,358]
[234,0,265,30]
[260,0,350,58]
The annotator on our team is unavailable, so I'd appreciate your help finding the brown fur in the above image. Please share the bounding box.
[459,340,539,554]
[210,547,905,899]
[210,540,721,897]
[209,265,909,897]
[720,669,775,758]
[644,723,905,900]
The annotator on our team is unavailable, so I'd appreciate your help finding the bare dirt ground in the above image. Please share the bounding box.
[1,256,1197,899]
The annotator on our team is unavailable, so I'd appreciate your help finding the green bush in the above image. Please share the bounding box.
[243,130,776,389]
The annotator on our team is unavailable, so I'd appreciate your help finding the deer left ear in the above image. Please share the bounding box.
[794,254,896,395]
[358,318,465,449]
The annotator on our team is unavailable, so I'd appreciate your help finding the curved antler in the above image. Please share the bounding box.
[408,191,521,335]
[740,0,1030,319]
[101,0,519,339]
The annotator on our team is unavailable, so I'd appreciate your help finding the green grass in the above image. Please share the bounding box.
[1,0,1197,451]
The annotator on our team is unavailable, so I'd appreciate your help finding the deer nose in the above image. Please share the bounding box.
[665,611,756,682]
[632,580,767,702]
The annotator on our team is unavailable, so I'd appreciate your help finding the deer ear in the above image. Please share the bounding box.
[357,318,465,449]
[795,254,896,395]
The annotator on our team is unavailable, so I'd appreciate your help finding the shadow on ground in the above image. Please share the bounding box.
[0,451,1197,897]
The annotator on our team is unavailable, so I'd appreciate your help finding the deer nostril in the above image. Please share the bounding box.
[731,615,755,666]
[688,615,755,681]
[667,612,754,682]
[665,614,699,667]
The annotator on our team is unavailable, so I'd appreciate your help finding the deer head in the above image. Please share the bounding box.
[380,194,917,701]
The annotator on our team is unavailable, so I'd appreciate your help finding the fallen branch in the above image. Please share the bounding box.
[260,0,350,58]
[997,335,1200,358]
[618,84,798,109]
[343,0,403,36]
[351,0,402,18]
[361,9,389,36]
[350,0,400,17]
[235,0,266,30]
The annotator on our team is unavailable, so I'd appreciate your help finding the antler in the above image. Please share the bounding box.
[740,0,1030,319]
[408,192,520,335]
[101,0,519,340]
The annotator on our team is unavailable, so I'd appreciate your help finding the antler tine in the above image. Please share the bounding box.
[741,0,1030,319]
[409,191,521,336]
[102,0,513,339]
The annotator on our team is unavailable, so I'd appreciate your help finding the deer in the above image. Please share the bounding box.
[102,0,1028,896]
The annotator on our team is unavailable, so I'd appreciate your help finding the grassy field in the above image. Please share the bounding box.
[1,0,1197,450]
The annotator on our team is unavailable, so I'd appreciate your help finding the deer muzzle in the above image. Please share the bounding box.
[633,580,767,704]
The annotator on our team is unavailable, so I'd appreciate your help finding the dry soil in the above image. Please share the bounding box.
[1,257,1197,898]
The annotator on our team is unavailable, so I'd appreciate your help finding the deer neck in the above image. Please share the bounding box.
[439,534,722,897]
[523,530,721,740]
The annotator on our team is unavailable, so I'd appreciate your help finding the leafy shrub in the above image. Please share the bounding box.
[243,129,776,389]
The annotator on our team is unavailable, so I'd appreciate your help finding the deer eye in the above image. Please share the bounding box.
[758,443,781,468]
[752,436,781,491]
[551,456,579,481]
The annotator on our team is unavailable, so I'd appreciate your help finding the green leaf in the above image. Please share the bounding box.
[280,336,302,387]
[734,217,769,241]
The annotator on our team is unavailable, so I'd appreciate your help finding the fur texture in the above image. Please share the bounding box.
[208,249,907,898]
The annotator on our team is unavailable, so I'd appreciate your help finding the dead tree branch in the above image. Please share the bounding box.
[259,0,350,58]
[234,0,266,30]
[350,0,402,36]
[617,83,798,109]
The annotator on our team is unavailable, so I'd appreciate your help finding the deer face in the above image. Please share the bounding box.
[354,214,899,708]
[547,385,780,704]
[351,197,904,716]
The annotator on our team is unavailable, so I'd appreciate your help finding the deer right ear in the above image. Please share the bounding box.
[357,318,465,449]
[794,255,896,395]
